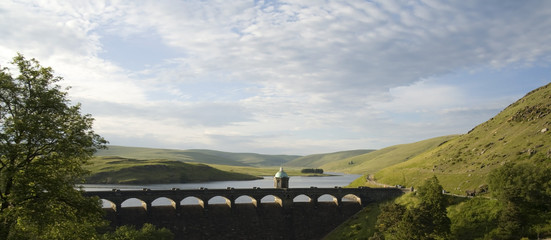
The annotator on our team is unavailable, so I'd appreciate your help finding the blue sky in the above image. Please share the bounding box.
[1,0,550,155]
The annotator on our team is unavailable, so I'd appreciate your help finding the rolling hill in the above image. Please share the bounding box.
[373,83,551,194]
[85,156,260,184]
[319,135,457,174]
[91,146,376,183]
[284,149,374,168]
[94,146,301,167]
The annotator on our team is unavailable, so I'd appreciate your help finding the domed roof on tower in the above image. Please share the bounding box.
[274,167,289,178]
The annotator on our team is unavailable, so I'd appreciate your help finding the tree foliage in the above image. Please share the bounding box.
[485,161,551,239]
[374,202,406,235]
[416,176,450,238]
[372,176,450,240]
[0,54,107,239]
[101,224,174,240]
[448,197,500,239]
[300,168,324,174]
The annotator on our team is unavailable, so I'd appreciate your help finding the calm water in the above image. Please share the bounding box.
[80,173,361,207]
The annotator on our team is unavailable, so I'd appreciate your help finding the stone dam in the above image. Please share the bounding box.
[84,187,403,239]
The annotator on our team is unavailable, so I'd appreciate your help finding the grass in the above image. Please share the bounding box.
[323,202,382,240]
[325,83,551,239]
[285,150,373,168]
[325,192,495,239]
[84,156,260,184]
[207,164,331,177]
[447,197,501,239]
[371,83,551,194]
[320,135,457,174]
[84,157,332,184]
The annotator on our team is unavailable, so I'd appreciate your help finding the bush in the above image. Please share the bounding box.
[101,224,174,240]
[300,168,324,174]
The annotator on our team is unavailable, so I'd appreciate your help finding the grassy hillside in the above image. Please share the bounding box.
[84,156,260,184]
[284,149,373,168]
[324,202,381,239]
[320,135,457,174]
[208,164,327,177]
[187,149,300,166]
[95,146,301,167]
[374,83,551,194]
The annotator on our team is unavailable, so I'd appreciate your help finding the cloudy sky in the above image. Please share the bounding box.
[1,0,550,155]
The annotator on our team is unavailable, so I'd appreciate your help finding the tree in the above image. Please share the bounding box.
[101,224,174,240]
[372,202,406,237]
[373,176,450,240]
[487,162,551,238]
[416,176,450,238]
[0,54,107,239]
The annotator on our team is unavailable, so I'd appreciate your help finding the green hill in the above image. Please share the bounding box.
[374,83,551,194]
[94,146,301,167]
[319,135,457,174]
[186,149,300,166]
[84,156,260,184]
[284,149,374,168]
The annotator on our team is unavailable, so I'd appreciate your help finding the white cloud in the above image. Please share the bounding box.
[1,0,550,154]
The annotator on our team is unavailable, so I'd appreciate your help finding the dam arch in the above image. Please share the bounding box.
[235,195,258,207]
[152,197,177,208]
[121,198,147,209]
[342,194,362,205]
[101,199,117,210]
[181,196,204,208]
[293,194,311,203]
[208,196,232,207]
[318,194,339,205]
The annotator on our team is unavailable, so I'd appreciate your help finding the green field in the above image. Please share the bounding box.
[84,156,260,184]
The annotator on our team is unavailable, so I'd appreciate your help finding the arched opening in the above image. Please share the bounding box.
[152,197,177,208]
[121,198,147,209]
[260,195,277,203]
[208,196,231,207]
[235,195,257,207]
[342,194,361,205]
[101,199,116,211]
[293,194,312,203]
[318,194,339,205]
[181,196,205,208]
[261,195,283,207]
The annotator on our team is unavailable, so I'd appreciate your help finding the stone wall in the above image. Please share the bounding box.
[89,187,404,239]
[105,201,363,240]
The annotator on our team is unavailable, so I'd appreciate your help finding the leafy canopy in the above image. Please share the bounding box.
[486,161,551,239]
[101,223,174,240]
[372,176,450,240]
[0,54,107,239]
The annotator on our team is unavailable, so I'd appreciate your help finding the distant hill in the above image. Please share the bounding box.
[284,149,374,168]
[320,135,457,174]
[85,156,260,184]
[374,83,551,194]
[95,146,301,167]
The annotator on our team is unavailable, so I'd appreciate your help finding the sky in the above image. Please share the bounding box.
[1,0,550,155]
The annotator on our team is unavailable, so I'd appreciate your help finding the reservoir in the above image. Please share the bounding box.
[81,173,361,207]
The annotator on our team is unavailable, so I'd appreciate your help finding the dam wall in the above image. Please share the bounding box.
[86,187,403,239]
